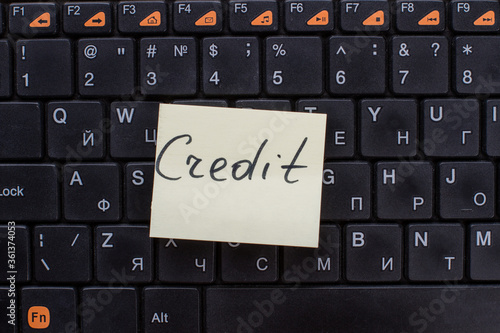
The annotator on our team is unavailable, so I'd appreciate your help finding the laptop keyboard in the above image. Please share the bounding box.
[2,0,500,332]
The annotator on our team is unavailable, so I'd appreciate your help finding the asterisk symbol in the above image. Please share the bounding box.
[462,44,473,55]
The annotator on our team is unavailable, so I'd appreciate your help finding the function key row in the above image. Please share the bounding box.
[3,0,500,37]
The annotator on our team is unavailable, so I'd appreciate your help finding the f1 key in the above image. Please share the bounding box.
[451,0,499,31]
[63,2,112,35]
[9,3,57,36]
[396,0,445,32]
[174,1,222,33]
[340,0,389,32]
[229,0,278,32]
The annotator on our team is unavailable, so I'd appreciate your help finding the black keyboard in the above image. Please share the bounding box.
[2,0,500,332]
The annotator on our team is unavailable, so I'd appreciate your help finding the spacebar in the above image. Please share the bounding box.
[206,286,500,332]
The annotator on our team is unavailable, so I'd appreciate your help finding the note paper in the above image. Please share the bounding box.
[150,104,326,247]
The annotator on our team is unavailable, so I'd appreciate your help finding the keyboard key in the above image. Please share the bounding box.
[396,0,445,32]
[0,102,42,159]
[329,36,386,95]
[9,3,57,36]
[0,225,30,282]
[0,40,12,97]
[0,5,4,35]
[95,226,152,282]
[81,287,137,333]
[422,99,480,156]
[33,225,91,282]
[144,287,200,333]
[172,99,228,107]
[221,243,278,282]
[173,0,222,33]
[78,38,135,96]
[439,162,495,219]
[229,0,278,32]
[485,99,500,156]
[340,0,389,32]
[235,99,291,110]
[22,287,76,332]
[283,225,340,283]
[346,224,402,282]
[376,162,433,219]
[47,101,105,160]
[469,224,500,280]
[63,2,112,35]
[63,163,121,221]
[451,0,499,32]
[391,36,449,94]
[407,223,464,281]
[16,39,73,97]
[203,37,259,95]
[265,37,322,95]
[118,1,167,34]
[284,0,333,32]
[157,239,215,283]
[360,99,418,157]
[125,162,154,220]
[110,102,158,158]
[0,164,59,221]
[140,37,197,96]
[321,162,371,220]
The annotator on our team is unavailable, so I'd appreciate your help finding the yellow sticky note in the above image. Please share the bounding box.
[150,104,326,247]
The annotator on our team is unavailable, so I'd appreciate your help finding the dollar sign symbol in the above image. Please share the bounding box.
[209,43,218,58]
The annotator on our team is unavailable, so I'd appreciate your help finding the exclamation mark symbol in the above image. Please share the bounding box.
[21,45,26,60]
[39,234,43,247]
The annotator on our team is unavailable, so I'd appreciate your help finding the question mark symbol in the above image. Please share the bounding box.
[431,43,440,57]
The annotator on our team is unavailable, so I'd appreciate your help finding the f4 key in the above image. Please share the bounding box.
[451,0,499,32]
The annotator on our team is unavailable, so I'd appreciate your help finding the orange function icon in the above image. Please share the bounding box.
[28,306,50,329]
[474,10,495,26]
[85,12,106,27]
[29,13,51,28]
[195,10,217,26]
[140,11,161,27]
[363,10,385,26]
[251,10,273,26]
[307,10,329,26]
[418,10,440,26]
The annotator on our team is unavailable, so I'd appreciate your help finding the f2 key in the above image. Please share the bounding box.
[451,0,499,32]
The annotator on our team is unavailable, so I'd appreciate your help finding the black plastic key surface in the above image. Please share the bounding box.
[206,286,500,332]
[469,223,500,280]
[0,164,59,221]
[0,225,29,282]
[172,99,228,107]
[78,38,135,96]
[235,99,291,110]
[485,99,500,156]
[221,243,278,282]
[125,162,154,220]
[34,225,91,282]
[0,40,12,97]
[229,0,278,32]
[173,0,222,33]
[16,39,73,97]
[451,0,499,32]
[340,0,389,32]
[284,0,333,32]
[118,1,167,34]
[0,4,4,35]
[63,2,112,35]
[9,3,57,37]
[395,0,445,32]
[0,102,42,159]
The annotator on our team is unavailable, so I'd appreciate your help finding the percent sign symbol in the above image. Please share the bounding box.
[272,44,287,57]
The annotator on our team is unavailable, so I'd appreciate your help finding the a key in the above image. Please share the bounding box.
[407,223,464,281]
[0,164,59,221]
[451,0,499,32]
[297,99,355,158]
[376,162,433,219]
[391,36,449,94]
[47,101,104,160]
[140,37,197,96]
[485,99,500,156]
[439,162,494,219]
[265,37,322,95]
[340,0,389,32]
[78,38,135,96]
[229,0,278,32]
[81,288,137,333]
[96,226,152,283]
[0,40,12,97]
[0,287,16,332]
[16,39,73,97]
[63,163,121,221]
[63,2,112,35]
[283,225,340,283]
[173,1,222,33]
[118,1,167,34]
[321,162,371,220]
[284,0,333,32]
[22,287,76,332]
[396,0,445,32]
[144,287,200,333]
[0,102,42,159]
[346,224,402,282]
[235,99,291,110]
[34,226,91,282]
[221,243,278,282]
[203,37,259,95]
[422,99,480,156]
[329,37,386,95]
[470,224,500,280]
[360,99,418,157]
[125,162,154,220]
[157,239,215,283]
[0,225,30,282]
[9,3,57,37]
[110,102,158,158]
